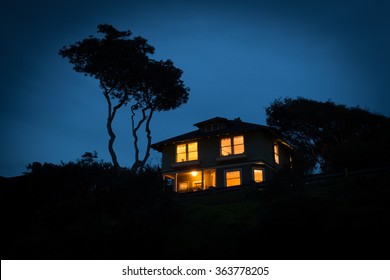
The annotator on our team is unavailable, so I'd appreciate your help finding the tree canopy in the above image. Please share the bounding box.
[266,97,390,174]
[129,58,189,173]
[59,24,189,172]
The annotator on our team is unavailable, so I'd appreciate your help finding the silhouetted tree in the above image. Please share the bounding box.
[59,24,155,168]
[266,97,390,174]
[59,24,189,173]
[130,59,189,173]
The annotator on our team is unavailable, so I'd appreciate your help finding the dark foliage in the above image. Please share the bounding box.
[59,24,190,172]
[59,24,155,168]
[2,152,389,260]
[266,97,390,174]
[1,152,180,259]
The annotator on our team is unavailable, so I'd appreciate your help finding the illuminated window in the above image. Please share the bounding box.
[225,170,241,187]
[274,143,279,164]
[178,182,189,192]
[176,142,198,162]
[220,135,245,156]
[253,168,264,183]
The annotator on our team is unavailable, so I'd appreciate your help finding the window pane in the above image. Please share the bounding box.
[188,142,197,152]
[254,169,263,182]
[274,143,279,164]
[177,144,186,154]
[234,144,244,154]
[178,182,189,192]
[226,170,241,187]
[188,151,198,161]
[204,169,216,188]
[226,170,240,179]
[221,138,231,147]
[221,138,232,156]
[176,144,186,162]
[221,147,232,156]
[227,178,241,187]
[177,153,186,162]
[233,136,244,154]
[234,136,244,145]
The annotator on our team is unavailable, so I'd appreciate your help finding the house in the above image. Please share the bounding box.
[151,117,293,192]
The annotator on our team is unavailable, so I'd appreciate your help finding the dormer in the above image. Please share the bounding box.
[193,117,229,132]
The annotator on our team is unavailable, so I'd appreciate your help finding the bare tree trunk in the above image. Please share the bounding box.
[139,108,154,168]
[103,86,127,168]
[130,105,147,173]
[130,107,154,173]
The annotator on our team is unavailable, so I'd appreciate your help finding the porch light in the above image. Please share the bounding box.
[191,171,198,177]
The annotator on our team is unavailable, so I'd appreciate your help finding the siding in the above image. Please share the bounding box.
[159,130,292,174]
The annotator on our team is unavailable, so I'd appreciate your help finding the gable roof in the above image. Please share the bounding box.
[151,116,291,152]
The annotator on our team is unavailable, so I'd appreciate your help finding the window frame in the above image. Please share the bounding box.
[220,135,245,156]
[252,167,264,183]
[176,142,198,163]
[224,169,242,187]
[274,143,279,164]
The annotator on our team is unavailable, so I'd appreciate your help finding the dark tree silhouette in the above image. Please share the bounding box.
[130,59,189,173]
[59,24,155,168]
[266,97,390,174]
[59,24,189,172]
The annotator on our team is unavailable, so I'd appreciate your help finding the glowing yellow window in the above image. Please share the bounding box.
[233,136,244,154]
[221,138,232,156]
[274,143,279,164]
[220,135,244,156]
[176,142,198,162]
[187,142,198,161]
[226,170,241,187]
[253,169,264,183]
[176,144,187,162]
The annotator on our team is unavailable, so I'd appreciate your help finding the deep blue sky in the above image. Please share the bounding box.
[1,0,389,177]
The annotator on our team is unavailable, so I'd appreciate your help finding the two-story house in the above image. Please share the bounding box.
[151,117,293,193]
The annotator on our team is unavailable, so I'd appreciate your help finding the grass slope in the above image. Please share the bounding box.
[2,171,389,260]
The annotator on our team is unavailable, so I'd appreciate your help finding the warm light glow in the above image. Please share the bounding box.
[253,169,264,183]
[188,142,198,161]
[221,138,232,156]
[220,135,245,156]
[176,142,198,162]
[191,171,198,177]
[274,143,279,164]
[226,170,241,187]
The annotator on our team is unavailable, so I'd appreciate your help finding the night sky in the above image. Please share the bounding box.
[1,0,389,177]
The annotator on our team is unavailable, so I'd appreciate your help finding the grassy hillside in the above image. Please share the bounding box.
[1,170,389,260]
[156,171,390,260]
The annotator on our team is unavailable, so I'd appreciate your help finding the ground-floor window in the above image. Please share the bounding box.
[178,181,189,192]
[253,168,264,183]
[203,169,216,188]
[172,169,216,192]
[225,169,241,187]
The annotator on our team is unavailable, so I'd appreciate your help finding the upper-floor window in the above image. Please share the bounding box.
[220,135,245,156]
[274,143,279,164]
[176,142,198,162]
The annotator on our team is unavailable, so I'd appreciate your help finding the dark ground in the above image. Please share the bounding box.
[1,170,389,260]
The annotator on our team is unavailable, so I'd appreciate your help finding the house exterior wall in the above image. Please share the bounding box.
[243,131,275,164]
[160,131,286,171]
[159,131,291,190]
[199,137,220,167]
[160,144,176,173]
[278,142,292,169]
